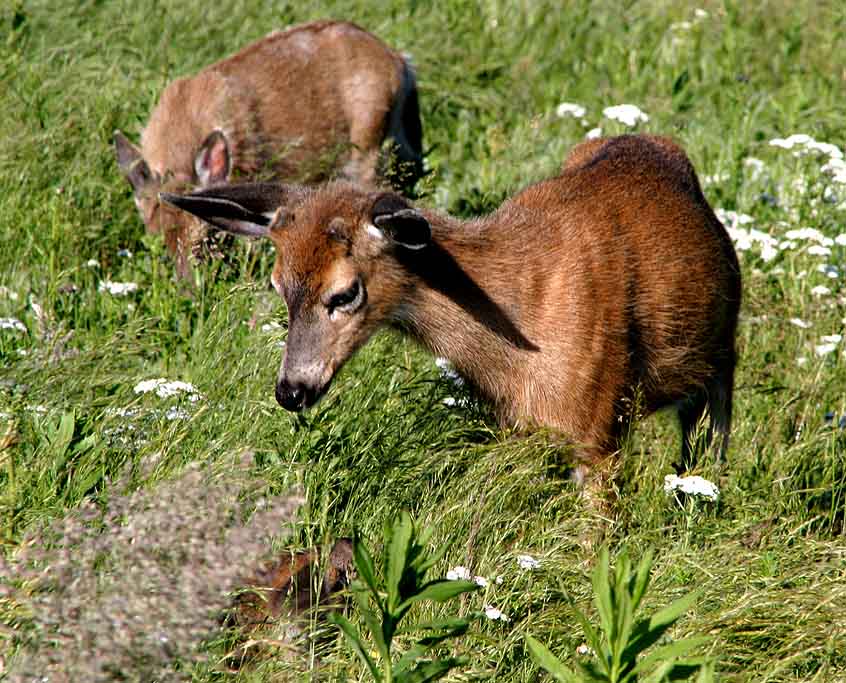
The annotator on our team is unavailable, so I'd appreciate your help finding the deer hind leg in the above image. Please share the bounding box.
[677,361,735,472]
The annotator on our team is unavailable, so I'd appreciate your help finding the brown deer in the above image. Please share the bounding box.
[162,134,741,479]
[114,20,423,277]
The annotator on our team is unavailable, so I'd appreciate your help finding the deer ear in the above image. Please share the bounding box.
[160,182,305,238]
[114,130,157,195]
[194,130,230,185]
[371,193,430,250]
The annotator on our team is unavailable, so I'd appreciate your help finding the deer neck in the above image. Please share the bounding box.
[392,214,537,386]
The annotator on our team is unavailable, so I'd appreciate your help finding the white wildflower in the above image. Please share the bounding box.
[811,285,831,297]
[817,264,839,279]
[789,318,812,329]
[670,20,692,31]
[815,343,838,357]
[807,245,832,257]
[820,334,842,344]
[602,104,649,127]
[260,321,284,332]
[134,378,202,402]
[835,234,846,246]
[806,141,843,159]
[556,102,586,119]
[714,208,754,228]
[164,406,191,421]
[694,8,709,18]
[577,643,596,656]
[0,286,19,301]
[495,575,504,585]
[743,157,766,179]
[446,566,471,581]
[585,127,602,140]
[474,576,489,588]
[769,134,814,150]
[797,356,808,366]
[784,227,832,245]
[663,474,719,501]
[760,243,779,262]
[0,318,26,333]
[435,357,464,386]
[85,258,99,268]
[517,554,540,571]
[99,280,139,296]
[483,604,510,622]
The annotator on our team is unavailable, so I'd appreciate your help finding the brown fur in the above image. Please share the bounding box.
[162,135,742,473]
[115,21,423,276]
[230,538,352,630]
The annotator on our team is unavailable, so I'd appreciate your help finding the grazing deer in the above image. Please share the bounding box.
[162,134,741,478]
[114,20,423,277]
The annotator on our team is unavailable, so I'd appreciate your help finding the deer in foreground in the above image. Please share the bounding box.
[115,20,423,277]
[162,134,741,480]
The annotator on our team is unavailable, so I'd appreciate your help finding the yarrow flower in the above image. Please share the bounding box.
[446,565,471,581]
[99,280,139,296]
[474,575,489,587]
[134,379,202,402]
[663,474,719,501]
[811,285,831,297]
[483,604,510,622]
[789,318,812,329]
[555,102,586,119]
[602,104,649,127]
[517,554,540,571]
[0,317,26,333]
[585,127,603,140]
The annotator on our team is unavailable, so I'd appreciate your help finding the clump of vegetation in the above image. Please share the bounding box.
[1,452,302,682]
[526,547,713,683]
[331,511,480,683]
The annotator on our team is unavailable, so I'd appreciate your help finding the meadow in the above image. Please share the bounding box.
[1,0,846,680]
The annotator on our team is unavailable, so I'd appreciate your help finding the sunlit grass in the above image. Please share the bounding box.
[2,0,846,681]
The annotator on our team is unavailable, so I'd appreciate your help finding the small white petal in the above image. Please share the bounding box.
[585,127,602,140]
[815,343,838,357]
[602,104,649,127]
[517,554,540,571]
[789,318,812,329]
[663,474,719,501]
[446,565,471,581]
[820,334,842,344]
[0,318,26,333]
[811,285,831,297]
[555,102,586,119]
[474,576,489,587]
[483,604,510,622]
[99,280,139,296]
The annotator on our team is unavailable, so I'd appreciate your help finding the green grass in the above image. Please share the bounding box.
[2,0,846,680]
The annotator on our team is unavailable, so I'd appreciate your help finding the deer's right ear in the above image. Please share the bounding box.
[159,183,304,238]
[114,130,156,195]
[371,193,430,250]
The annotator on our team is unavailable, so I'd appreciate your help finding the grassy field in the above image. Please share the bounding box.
[2,0,846,680]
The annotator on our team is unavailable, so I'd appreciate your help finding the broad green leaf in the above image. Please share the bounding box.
[630,549,654,614]
[396,579,478,616]
[397,657,467,683]
[593,546,615,644]
[649,590,702,633]
[525,634,583,683]
[631,636,711,680]
[328,612,382,682]
[624,590,702,661]
[352,584,390,663]
[395,629,469,674]
[386,512,414,612]
[353,530,381,606]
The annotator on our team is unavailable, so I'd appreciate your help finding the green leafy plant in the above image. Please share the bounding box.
[526,547,713,683]
[329,512,480,683]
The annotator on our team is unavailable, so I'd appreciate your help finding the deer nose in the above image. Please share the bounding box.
[275,380,307,412]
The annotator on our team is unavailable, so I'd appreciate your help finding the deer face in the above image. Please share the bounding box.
[161,182,431,411]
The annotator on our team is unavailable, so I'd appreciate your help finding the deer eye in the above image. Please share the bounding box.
[327,280,363,316]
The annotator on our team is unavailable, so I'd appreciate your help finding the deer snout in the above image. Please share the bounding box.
[275,360,331,412]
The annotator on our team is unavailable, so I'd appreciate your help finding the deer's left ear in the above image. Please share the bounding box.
[160,183,307,238]
[194,130,230,186]
[370,193,430,250]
